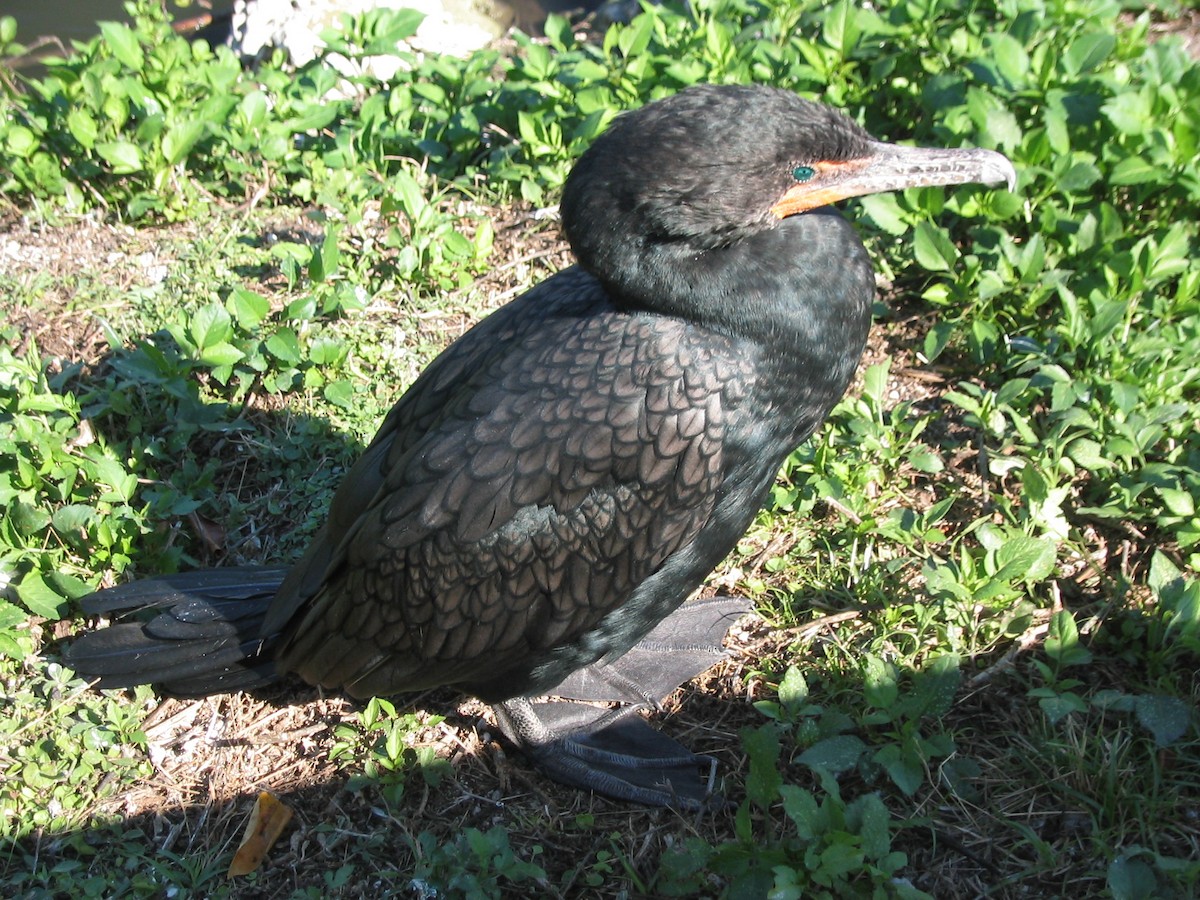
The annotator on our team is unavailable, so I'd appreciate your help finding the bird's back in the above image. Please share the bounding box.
[264,266,774,701]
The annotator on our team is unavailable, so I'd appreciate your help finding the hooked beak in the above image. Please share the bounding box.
[770,141,1017,218]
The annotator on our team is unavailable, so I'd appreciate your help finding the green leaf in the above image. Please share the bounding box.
[1066,438,1112,471]
[385,170,426,221]
[309,226,341,283]
[1158,488,1195,518]
[1147,552,1182,596]
[162,119,207,166]
[266,328,302,365]
[873,743,924,795]
[98,21,144,70]
[17,570,67,619]
[858,193,909,236]
[1058,161,1101,194]
[906,446,944,474]
[742,725,782,810]
[1038,691,1088,723]
[190,303,233,351]
[66,109,99,150]
[1107,856,1159,900]
[51,504,95,535]
[1103,91,1152,137]
[863,655,898,710]
[912,655,961,717]
[777,665,808,710]
[1063,33,1115,75]
[994,535,1056,585]
[95,140,142,174]
[986,32,1029,85]
[5,124,37,157]
[1045,610,1092,668]
[89,453,137,502]
[198,342,244,368]
[0,600,26,631]
[1109,156,1162,186]
[228,287,270,330]
[912,221,958,272]
[848,793,892,859]
[617,14,654,58]
[324,380,355,409]
[779,784,820,840]
[798,735,866,774]
[1134,695,1192,747]
[823,0,862,56]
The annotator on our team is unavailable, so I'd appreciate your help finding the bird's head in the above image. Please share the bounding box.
[560,84,1015,285]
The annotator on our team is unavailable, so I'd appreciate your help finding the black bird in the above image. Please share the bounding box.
[66,84,1015,808]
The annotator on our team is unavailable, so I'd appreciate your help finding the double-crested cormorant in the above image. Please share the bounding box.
[66,84,1015,808]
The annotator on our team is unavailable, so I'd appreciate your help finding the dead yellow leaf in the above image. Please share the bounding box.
[227,791,294,877]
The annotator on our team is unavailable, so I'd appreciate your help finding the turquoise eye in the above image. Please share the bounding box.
[792,165,815,182]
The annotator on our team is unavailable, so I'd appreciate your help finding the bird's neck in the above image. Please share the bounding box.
[597,210,876,439]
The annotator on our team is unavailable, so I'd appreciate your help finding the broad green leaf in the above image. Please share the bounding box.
[95,140,142,174]
[863,655,898,709]
[239,91,268,129]
[190,303,233,351]
[0,600,25,631]
[779,784,820,840]
[228,287,270,330]
[912,655,961,717]
[1103,91,1152,136]
[798,735,866,774]
[1134,695,1192,747]
[1147,551,1182,595]
[5,124,36,157]
[777,665,808,709]
[386,170,426,221]
[1109,156,1162,185]
[198,342,244,367]
[162,119,207,166]
[67,109,98,149]
[859,192,909,236]
[89,454,137,502]
[995,535,1056,585]
[1107,857,1158,900]
[1158,488,1195,518]
[1037,690,1088,723]
[324,380,355,409]
[823,0,862,56]
[742,725,782,810]
[617,14,654,59]
[912,221,958,272]
[907,446,944,473]
[1058,161,1101,194]
[1066,438,1112,471]
[1045,610,1092,667]
[848,793,891,859]
[986,32,1029,85]
[266,328,302,365]
[309,227,340,283]
[17,570,66,619]
[873,743,924,795]
[98,21,143,70]
[1063,32,1115,75]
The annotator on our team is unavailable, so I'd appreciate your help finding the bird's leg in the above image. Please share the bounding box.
[490,595,751,809]
[550,594,751,704]
[492,696,719,810]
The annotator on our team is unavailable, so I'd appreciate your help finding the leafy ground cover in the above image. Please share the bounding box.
[1,0,1198,896]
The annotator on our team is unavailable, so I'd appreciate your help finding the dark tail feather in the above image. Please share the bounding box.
[65,566,291,696]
